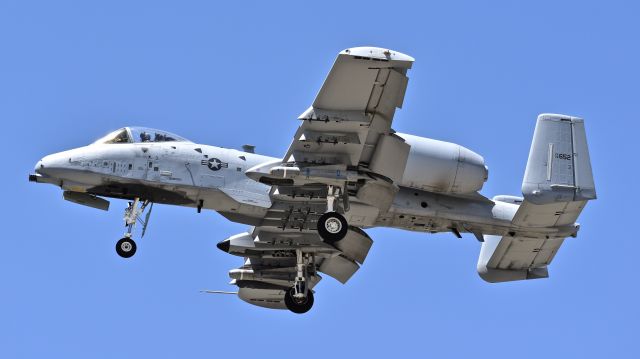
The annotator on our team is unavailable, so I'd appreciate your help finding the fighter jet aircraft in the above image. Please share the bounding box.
[30,47,596,313]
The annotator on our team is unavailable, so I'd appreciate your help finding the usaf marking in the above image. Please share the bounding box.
[201,158,228,171]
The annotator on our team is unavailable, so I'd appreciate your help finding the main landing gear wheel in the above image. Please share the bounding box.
[317,211,348,243]
[116,237,137,258]
[284,287,314,314]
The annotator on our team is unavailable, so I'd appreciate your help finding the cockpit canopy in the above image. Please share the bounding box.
[92,127,191,145]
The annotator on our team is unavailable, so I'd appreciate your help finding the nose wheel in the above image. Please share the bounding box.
[116,198,152,258]
[116,237,137,258]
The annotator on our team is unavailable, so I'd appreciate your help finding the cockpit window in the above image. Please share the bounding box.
[92,127,191,145]
[92,128,132,144]
[129,127,189,143]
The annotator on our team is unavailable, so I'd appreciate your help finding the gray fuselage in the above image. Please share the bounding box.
[33,138,576,240]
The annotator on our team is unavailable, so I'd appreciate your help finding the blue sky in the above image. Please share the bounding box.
[2,1,638,357]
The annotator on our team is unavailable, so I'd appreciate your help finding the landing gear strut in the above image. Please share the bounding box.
[116,198,153,258]
[317,185,349,243]
[284,250,315,314]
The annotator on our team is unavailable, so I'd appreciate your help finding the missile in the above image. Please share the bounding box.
[245,160,358,186]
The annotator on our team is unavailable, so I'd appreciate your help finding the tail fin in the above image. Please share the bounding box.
[477,114,596,283]
[512,114,597,228]
[522,113,596,206]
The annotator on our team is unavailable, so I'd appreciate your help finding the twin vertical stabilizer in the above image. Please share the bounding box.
[521,114,596,205]
[477,114,597,283]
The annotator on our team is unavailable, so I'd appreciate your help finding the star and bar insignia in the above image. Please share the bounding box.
[201,157,228,171]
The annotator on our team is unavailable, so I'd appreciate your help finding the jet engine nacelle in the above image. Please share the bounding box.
[396,133,488,194]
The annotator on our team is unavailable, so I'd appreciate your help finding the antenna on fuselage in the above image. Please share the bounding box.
[242,144,255,153]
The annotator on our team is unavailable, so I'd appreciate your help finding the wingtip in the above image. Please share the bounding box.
[341,46,415,63]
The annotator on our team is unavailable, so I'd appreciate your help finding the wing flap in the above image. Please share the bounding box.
[319,255,360,284]
[366,68,409,118]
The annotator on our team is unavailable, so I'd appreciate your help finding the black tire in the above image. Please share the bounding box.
[116,237,137,258]
[284,288,314,314]
[317,212,348,243]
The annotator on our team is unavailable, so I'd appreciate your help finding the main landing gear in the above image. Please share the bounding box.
[316,185,348,244]
[284,249,315,314]
[116,198,153,258]
[317,212,348,243]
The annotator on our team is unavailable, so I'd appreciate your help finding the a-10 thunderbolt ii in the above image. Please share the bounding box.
[30,47,596,313]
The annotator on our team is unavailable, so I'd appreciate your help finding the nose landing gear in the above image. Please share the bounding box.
[116,198,153,258]
[116,237,137,258]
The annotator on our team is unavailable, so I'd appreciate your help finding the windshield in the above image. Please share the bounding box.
[92,127,191,145]
[129,127,190,143]
[92,128,131,144]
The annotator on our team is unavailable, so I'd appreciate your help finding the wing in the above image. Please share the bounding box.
[285,46,414,173]
[218,226,373,309]
[246,47,415,228]
[234,47,414,310]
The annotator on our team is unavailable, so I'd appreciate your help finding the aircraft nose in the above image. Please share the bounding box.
[35,154,57,176]
[31,155,58,182]
[30,159,45,182]
[34,159,44,173]
[31,147,92,185]
[34,152,70,178]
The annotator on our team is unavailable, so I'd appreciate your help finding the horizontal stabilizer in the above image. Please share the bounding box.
[477,235,563,283]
